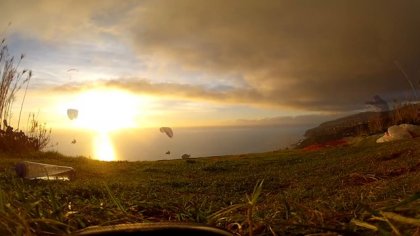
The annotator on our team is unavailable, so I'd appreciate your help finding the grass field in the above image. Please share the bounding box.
[0,135,419,235]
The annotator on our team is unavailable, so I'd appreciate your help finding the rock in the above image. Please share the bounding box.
[376,124,420,143]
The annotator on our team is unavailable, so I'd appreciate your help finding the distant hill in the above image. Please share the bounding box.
[297,103,420,148]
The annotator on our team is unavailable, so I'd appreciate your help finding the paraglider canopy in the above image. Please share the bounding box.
[67,109,78,120]
[160,127,173,138]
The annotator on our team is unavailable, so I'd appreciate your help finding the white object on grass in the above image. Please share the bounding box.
[376,124,420,143]
[15,161,75,181]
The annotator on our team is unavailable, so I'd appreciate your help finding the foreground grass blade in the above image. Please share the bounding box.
[350,219,378,231]
[103,183,127,215]
[381,211,420,226]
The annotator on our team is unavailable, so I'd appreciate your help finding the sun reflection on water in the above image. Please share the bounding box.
[94,132,116,161]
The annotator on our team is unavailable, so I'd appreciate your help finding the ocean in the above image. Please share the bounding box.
[48,125,311,161]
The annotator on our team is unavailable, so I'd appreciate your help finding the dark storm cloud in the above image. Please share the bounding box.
[0,0,136,40]
[128,0,420,111]
[4,0,420,112]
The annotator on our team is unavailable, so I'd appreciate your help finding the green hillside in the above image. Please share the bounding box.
[0,136,419,235]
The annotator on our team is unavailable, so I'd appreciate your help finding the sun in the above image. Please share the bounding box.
[70,89,139,132]
[62,88,143,161]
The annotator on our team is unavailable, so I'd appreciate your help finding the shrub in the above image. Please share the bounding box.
[0,38,50,152]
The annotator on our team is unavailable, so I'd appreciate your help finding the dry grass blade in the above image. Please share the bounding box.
[29,218,75,229]
[207,204,244,223]
[350,219,378,231]
[382,216,402,236]
[381,211,420,226]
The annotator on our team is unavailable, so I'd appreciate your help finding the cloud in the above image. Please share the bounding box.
[49,78,271,107]
[126,0,420,111]
[4,0,420,112]
[0,0,134,41]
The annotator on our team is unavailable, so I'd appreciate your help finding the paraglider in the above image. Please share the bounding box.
[67,109,78,120]
[160,127,173,156]
[160,127,173,138]
[67,68,78,80]
[67,68,78,72]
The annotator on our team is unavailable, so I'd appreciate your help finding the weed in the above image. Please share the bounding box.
[208,180,265,236]
[351,192,420,235]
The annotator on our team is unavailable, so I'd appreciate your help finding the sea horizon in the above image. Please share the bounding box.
[47,125,313,161]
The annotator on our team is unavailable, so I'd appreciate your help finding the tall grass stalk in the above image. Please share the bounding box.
[0,39,30,129]
[23,112,51,151]
[103,183,127,215]
[246,179,264,236]
[17,70,31,130]
[0,39,51,152]
[394,61,418,100]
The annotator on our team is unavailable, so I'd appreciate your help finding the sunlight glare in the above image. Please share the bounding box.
[94,132,116,161]
[60,88,149,161]
[70,89,140,132]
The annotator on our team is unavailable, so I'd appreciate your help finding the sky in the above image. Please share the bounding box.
[1,0,420,131]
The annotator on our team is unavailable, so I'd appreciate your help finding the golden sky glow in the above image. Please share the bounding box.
[2,0,420,160]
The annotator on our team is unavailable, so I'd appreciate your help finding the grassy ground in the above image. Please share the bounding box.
[0,136,419,235]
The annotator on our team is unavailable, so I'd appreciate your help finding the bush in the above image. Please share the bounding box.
[0,116,51,153]
[0,38,51,153]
